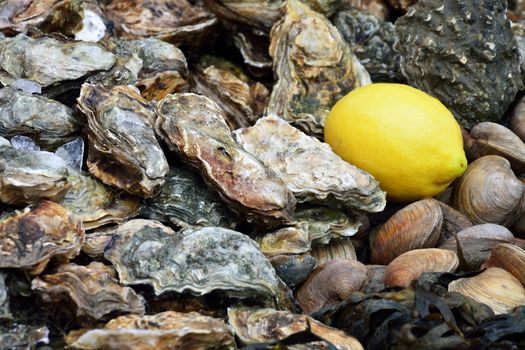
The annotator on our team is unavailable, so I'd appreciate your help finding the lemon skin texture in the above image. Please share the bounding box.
[324,83,467,203]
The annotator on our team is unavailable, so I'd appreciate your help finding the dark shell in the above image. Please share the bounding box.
[0,322,49,349]
[338,0,390,19]
[395,0,522,129]
[0,271,9,318]
[270,254,317,288]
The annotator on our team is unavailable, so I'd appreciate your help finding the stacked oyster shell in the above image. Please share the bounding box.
[1,0,525,349]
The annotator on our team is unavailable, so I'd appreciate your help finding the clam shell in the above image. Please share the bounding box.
[437,201,473,245]
[370,198,443,265]
[31,262,146,320]
[310,239,357,266]
[295,259,368,314]
[448,267,525,315]
[510,94,525,142]
[0,201,84,275]
[270,254,317,288]
[383,248,459,288]
[484,243,525,287]
[363,265,386,294]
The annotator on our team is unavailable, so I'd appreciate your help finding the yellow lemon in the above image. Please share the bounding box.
[324,83,467,202]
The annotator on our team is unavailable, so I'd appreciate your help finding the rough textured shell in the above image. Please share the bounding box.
[0,271,9,318]
[310,239,357,265]
[257,206,364,256]
[383,248,459,288]
[448,267,525,315]
[66,311,235,350]
[0,144,70,205]
[270,254,317,288]
[82,227,116,260]
[0,34,115,88]
[395,0,521,128]
[0,323,49,349]
[234,115,385,212]
[339,0,390,19]
[267,0,370,138]
[31,262,145,320]
[387,0,415,10]
[144,167,236,229]
[484,243,525,287]
[451,156,525,226]
[228,307,364,350]
[370,198,443,265]
[0,201,84,274]
[104,219,282,301]
[155,93,295,227]
[78,84,168,197]
[204,0,282,32]
[296,259,368,314]
[510,94,525,142]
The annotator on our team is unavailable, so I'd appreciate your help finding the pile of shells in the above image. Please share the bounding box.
[1,0,525,349]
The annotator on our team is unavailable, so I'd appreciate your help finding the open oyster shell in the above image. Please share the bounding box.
[105,219,283,303]
[144,167,237,229]
[0,141,70,205]
[114,38,189,101]
[0,0,84,36]
[267,0,370,138]
[233,115,386,212]
[66,311,235,350]
[155,93,295,227]
[99,0,218,49]
[228,307,364,350]
[0,86,80,149]
[257,206,365,256]
[0,34,115,88]
[191,55,269,129]
[78,84,168,197]
[0,201,84,275]
[31,262,145,320]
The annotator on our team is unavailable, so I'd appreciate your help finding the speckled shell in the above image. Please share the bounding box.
[155,93,296,227]
[66,311,235,350]
[78,84,169,197]
[234,115,386,212]
[228,307,364,350]
[0,323,49,350]
[395,0,522,129]
[31,262,145,320]
[267,0,370,138]
[104,219,282,302]
[338,0,390,19]
[0,271,9,318]
[0,201,84,275]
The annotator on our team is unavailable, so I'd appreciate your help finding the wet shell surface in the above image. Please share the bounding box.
[484,243,525,287]
[310,239,357,266]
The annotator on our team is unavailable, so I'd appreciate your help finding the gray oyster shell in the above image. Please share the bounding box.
[512,21,525,84]
[0,201,84,275]
[0,0,84,36]
[78,84,169,197]
[334,10,402,82]
[270,254,317,288]
[0,271,9,318]
[86,54,143,88]
[31,262,146,320]
[267,0,370,138]
[155,93,296,227]
[191,55,269,129]
[66,311,235,350]
[0,86,80,149]
[338,0,390,19]
[0,322,49,350]
[0,142,70,205]
[257,206,365,256]
[105,219,282,302]
[233,115,386,212]
[114,38,189,101]
[144,167,237,229]
[0,34,115,88]
[395,0,522,129]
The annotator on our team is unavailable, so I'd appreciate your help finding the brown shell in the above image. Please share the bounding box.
[0,201,84,275]
[437,201,473,245]
[363,265,386,294]
[484,243,525,287]
[383,248,459,288]
[295,259,368,314]
[339,0,390,19]
[370,198,443,265]
[510,94,525,142]
[310,239,357,266]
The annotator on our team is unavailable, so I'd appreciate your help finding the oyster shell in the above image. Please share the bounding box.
[32,262,145,320]
[232,31,273,70]
[270,254,317,288]
[0,322,49,350]
[0,34,115,88]
[104,219,283,303]
[78,84,168,197]
[0,142,70,205]
[228,307,364,350]
[86,54,143,88]
[144,167,236,229]
[66,311,235,350]
[339,0,390,19]
[114,38,189,101]
[0,86,80,149]
[82,227,115,259]
[234,115,386,212]
[267,0,370,138]
[99,0,218,49]
[75,7,107,42]
[0,201,84,274]
[386,0,415,10]
[257,206,364,256]
[0,271,9,318]
[334,10,402,82]
[395,0,522,129]
[0,0,84,35]
[155,93,295,227]
[191,55,269,129]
